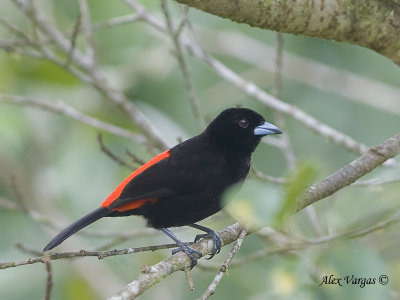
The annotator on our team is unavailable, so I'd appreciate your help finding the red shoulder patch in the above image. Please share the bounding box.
[100,150,170,208]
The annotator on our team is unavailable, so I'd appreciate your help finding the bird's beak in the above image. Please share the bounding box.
[254,121,282,136]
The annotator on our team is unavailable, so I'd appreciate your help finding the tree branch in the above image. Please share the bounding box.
[199,225,249,300]
[0,93,146,143]
[174,0,400,65]
[108,223,243,300]
[295,132,400,211]
[161,1,205,129]
[0,243,186,270]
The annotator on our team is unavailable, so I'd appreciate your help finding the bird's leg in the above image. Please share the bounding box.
[160,228,202,269]
[189,224,222,259]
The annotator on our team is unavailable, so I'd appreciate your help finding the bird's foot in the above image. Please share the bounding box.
[193,230,222,259]
[171,244,202,269]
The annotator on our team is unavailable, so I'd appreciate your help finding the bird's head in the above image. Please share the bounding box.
[204,108,282,155]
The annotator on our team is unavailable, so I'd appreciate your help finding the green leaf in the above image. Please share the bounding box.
[275,161,320,228]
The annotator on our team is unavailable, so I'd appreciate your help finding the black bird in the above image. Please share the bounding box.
[43,108,282,267]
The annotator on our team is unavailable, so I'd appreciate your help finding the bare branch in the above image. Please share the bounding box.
[77,0,96,67]
[272,32,296,171]
[250,167,286,184]
[97,133,136,170]
[0,93,146,143]
[108,223,244,300]
[185,41,369,156]
[160,1,204,129]
[295,133,400,212]
[65,12,82,67]
[0,16,35,46]
[0,196,62,230]
[91,14,141,31]
[199,225,249,300]
[202,29,400,117]
[184,268,195,291]
[43,253,53,300]
[0,243,188,270]
[125,149,146,166]
[0,39,43,57]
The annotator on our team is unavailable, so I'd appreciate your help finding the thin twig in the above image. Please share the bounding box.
[199,28,400,117]
[65,12,81,67]
[125,149,146,166]
[9,174,27,211]
[0,243,190,270]
[184,267,195,291]
[43,252,53,300]
[161,0,204,130]
[77,0,96,67]
[97,133,135,169]
[0,16,35,46]
[0,196,60,230]
[0,39,43,57]
[0,93,146,143]
[250,167,286,184]
[272,32,296,170]
[199,225,249,300]
[91,14,141,31]
[16,243,42,256]
[273,33,284,101]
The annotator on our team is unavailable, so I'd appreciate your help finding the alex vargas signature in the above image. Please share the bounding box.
[319,274,389,288]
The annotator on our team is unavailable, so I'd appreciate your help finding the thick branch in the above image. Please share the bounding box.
[175,0,400,65]
[295,133,400,211]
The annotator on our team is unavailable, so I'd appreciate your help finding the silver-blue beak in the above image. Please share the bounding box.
[254,121,282,136]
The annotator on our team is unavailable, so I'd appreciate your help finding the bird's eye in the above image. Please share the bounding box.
[238,119,249,128]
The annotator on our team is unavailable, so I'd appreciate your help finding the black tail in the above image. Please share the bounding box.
[43,207,112,251]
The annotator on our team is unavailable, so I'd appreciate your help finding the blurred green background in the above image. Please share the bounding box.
[1,0,400,299]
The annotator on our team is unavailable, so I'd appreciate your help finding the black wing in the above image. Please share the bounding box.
[109,136,229,210]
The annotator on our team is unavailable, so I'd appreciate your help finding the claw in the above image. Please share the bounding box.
[161,228,203,269]
[194,233,207,243]
[193,230,222,259]
[171,245,202,269]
